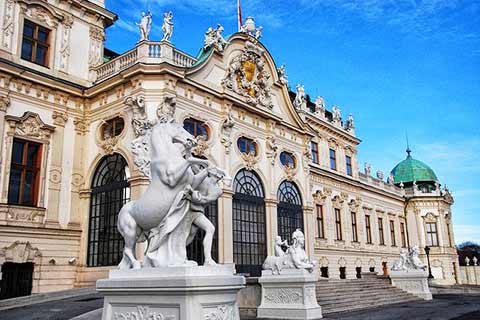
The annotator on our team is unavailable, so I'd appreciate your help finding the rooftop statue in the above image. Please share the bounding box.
[364,162,372,176]
[332,105,341,122]
[345,113,354,131]
[136,11,152,42]
[240,16,263,40]
[293,84,307,110]
[277,64,288,85]
[162,11,173,42]
[314,96,325,116]
[391,246,427,272]
[204,24,227,52]
[118,96,230,269]
[263,229,316,275]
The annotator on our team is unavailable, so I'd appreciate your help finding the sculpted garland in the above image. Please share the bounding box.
[120,96,230,269]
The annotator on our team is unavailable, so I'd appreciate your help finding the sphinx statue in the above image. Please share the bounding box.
[263,229,316,275]
[118,96,229,269]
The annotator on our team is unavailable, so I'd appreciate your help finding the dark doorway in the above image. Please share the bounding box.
[339,267,346,279]
[320,267,329,278]
[356,267,362,279]
[186,201,218,265]
[0,262,34,300]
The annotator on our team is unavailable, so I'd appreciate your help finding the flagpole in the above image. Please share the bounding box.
[237,0,243,31]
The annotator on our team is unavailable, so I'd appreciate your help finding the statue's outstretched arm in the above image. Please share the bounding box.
[159,157,208,187]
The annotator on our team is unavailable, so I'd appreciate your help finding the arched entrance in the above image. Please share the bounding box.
[232,169,266,277]
[87,154,130,267]
[277,180,303,241]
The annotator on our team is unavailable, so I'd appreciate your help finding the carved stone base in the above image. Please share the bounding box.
[389,270,433,300]
[257,269,323,319]
[96,264,245,320]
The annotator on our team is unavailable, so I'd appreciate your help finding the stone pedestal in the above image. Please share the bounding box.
[389,270,433,300]
[257,269,322,320]
[96,264,245,320]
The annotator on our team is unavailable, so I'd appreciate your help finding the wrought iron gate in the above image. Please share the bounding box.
[0,262,34,300]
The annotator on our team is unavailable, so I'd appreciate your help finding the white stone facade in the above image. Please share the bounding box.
[0,1,460,297]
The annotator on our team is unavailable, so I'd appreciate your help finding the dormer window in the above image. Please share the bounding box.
[237,137,257,156]
[21,20,51,67]
[280,151,296,168]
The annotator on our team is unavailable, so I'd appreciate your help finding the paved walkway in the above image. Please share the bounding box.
[0,294,479,320]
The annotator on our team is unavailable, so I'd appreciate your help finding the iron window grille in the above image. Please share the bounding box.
[277,180,303,241]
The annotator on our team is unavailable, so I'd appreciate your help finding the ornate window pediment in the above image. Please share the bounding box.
[0,241,41,264]
[221,41,273,109]
[6,112,55,141]
[19,0,64,28]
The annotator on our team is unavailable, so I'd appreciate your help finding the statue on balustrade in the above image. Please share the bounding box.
[137,11,152,42]
[118,96,230,269]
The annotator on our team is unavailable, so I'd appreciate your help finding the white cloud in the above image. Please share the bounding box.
[114,18,137,34]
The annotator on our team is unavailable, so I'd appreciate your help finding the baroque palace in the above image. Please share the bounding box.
[0,0,458,299]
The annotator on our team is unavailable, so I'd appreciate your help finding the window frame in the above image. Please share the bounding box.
[334,208,342,241]
[316,204,325,239]
[345,155,353,176]
[329,148,337,171]
[365,215,372,244]
[280,151,296,168]
[351,211,358,242]
[7,138,42,207]
[378,217,385,245]
[183,118,209,139]
[425,222,439,247]
[400,222,407,248]
[237,136,257,156]
[311,141,319,164]
[21,19,51,68]
[390,220,396,247]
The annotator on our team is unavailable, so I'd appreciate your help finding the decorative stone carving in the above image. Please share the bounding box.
[21,4,58,27]
[59,15,74,72]
[302,146,312,168]
[73,117,88,135]
[364,162,372,176]
[161,11,174,42]
[241,152,258,171]
[6,112,55,140]
[376,170,384,181]
[314,96,325,117]
[49,168,62,184]
[2,0,14,50]
[192,135,209,158]
[204,304,236,320]
[284,164,296,181]
[137,11,152,42]
[113,306,174,320]
[0,241,41,264]
[89,27,105,67]
[312,190,328,205]
[100,136,120,155]
[117,98,229,269]
[6,207,45,223]
[221,41,273,109]
[240,16,263,40]
[204,24,227,52]
[0,95,11,112]
[265,135,278,165]
[71,173,84,191]
[263,229,316,275]
[277,64,288,85]
[220,110,235,154]
[265,288,302,304]
[293,84,307,110]
[391,246,427,271]
[52,111,68,127]
[332,105,341,124]
[332,195,344,209]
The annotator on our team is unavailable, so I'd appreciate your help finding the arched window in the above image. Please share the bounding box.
[183,118,209,138]
[277,180,303,240]
[232,169,266,277]
[186,201,218,265]
[88,154,130,267]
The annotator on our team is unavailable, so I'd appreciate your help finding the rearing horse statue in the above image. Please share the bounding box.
[117,106,216,269]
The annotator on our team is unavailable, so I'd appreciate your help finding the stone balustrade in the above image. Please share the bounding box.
[90,41,197,83]
[459,257,480,285]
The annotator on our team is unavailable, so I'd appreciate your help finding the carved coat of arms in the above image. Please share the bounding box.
[221,41,273,109]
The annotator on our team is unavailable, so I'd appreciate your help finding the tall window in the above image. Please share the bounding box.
[378,218,385,245]
[400,222,407,247]
[329,149,337,171]
[426,222,439,247]
[447,223,453,247]
[335,208,342,240]
[365,215,372,244]
[232,169,266,277]
[351,212,358,242]
[21,20,50,67]
[277,181,303,241]
[316,204,325,239]
[311,141,319,164]
[345,155,352,176]
[8,139,42,206]
[88,154,130,267]
[183,118,209,138]
[390,220,396,246]
[237,137,257,155]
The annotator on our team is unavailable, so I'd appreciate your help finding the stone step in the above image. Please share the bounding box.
[322,296,421,314]
[318,290,416,305]
[316,282,393,291]
[316,285,406,296]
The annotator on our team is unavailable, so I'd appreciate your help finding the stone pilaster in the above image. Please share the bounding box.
[219,189,233,264]
[0,96,10,167]
[265,198,278,256]
[45,111,68,227]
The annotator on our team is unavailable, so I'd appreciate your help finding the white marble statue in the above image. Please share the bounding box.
[315,96,325,116]
[240,16,263,40]
[387,174,395,185]
[392,246,427,272]
[364,162,372,176]
[293,84,307,110]
[332,105,341,122]
[277,64,288,85]
[137,11,152,42]
[204,24,227,52]
[161,11,173,42]
[377,170,384,180]
[345,113,354,131]
[263,229,316,275]
[118,97,229,269]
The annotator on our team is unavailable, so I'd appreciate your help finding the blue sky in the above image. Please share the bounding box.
[104,0,480,244]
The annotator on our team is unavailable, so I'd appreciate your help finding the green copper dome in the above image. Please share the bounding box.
[391,149,438,185]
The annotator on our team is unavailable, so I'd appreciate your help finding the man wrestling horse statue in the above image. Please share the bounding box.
[117,97,227,269]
